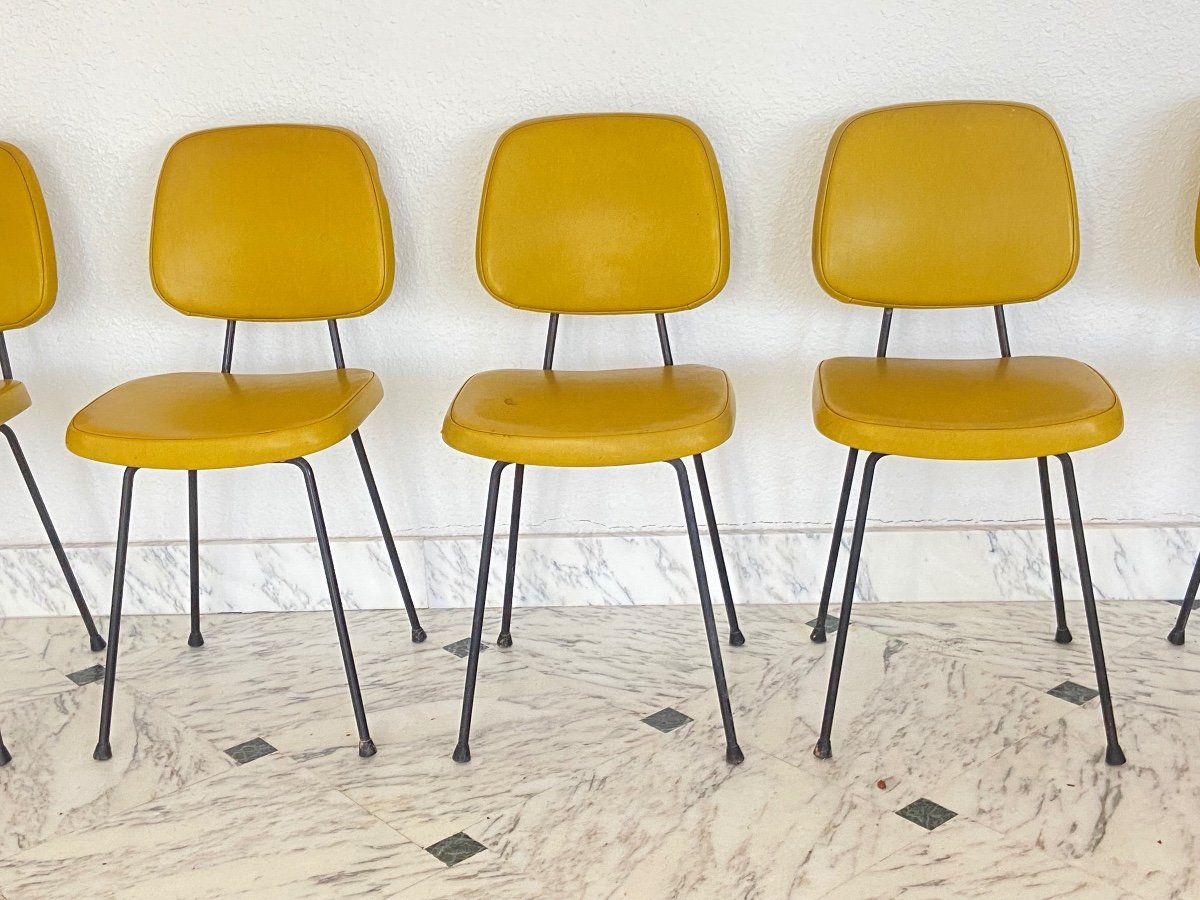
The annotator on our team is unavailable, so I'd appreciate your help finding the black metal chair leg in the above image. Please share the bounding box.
[0,727,10,766]
[350,430,426,643]
[1056,453,1125,766]
[814,451,883,760]
[812,448,859,643]
[2,424,105,652]
[454,460,508,763]
[286,457,376,758]
[669,458,743,764]
[1037,457,1072,644]
[1168,549,1200,646]
[187,470,203,647]
[692,454,744,647]
[94,467,138,761]
[498,463,523,648]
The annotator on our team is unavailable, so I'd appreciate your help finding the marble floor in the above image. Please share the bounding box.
[0,599,1196,898]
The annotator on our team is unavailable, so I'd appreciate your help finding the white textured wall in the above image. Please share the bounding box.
[1,0,1199,550]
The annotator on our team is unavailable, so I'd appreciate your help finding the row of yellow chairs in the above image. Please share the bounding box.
[3,100,1167,772]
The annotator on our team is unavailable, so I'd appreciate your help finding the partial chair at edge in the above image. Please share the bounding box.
[0,141,106,767]
[67,124,426,762]
[443,113,745,765]
[1168,194,1200,647]
[806,101,1126,766]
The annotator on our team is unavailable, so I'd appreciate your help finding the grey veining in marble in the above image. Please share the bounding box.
[5,523,1200,617]
[0,684,234,857]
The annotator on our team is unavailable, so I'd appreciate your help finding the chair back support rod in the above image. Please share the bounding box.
[221,320,237,374]
[875,308,893,358]
[328,320,347,369]
[994,305,1012,357]
[542,313,559,370]
[656,313,674,366]
[0,332,11,381]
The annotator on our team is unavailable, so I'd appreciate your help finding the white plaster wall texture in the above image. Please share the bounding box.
[0,0,1198,558]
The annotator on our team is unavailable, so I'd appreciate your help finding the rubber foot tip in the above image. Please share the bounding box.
[411,627,428,644]
[358,739,377,759]
[497,632,513,648]
[813,739,832,760]
[89,635,107,652]
[187,633,204,648]
[93,743,112,762]
[809,629,827,644]
[1054,627,1073,645]
[726,744,745,765]
[0,744,11,766]
[452,743,471,763]
[1168,628,1186,646]
[729,630,746,647]
[1106,744,1127,766]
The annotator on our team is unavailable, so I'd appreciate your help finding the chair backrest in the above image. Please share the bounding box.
[0,142,57,331]
[150,124,394,322]
[813,101,1079,309]
[476,113,729,315]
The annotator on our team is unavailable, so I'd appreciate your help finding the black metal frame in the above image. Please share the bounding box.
[0,332,105,652]
[454,313,744,764]
[93,318,426,761]
[810,306,1125,766]
[1169,554,1200,645]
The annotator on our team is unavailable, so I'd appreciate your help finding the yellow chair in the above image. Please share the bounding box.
[0,142,106,767]
[70,124,426,762]
[808,101,1126,766]
[1168,201,1200,646]
[444,113,745,765]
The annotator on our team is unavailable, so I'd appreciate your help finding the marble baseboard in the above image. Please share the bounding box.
[1,522,1198,617]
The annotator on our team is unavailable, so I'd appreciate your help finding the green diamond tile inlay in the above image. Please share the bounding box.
[224,737,277,765]
[896,798,958,831]
[66,664,105,686]
[1047,681,1099,706]
[443,638,488,659]
[426,832,486,867]
[641,708,694,733]
[806,615,841,634]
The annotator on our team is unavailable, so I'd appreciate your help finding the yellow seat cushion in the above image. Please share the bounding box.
[0,379,31,426]
[443,365,734,467]
[813,356,1122,461]
[67,370,381,470]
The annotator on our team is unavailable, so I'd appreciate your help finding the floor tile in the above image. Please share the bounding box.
[108,609,524,753]
[675,626,1071,800]
[0,614,184,677]
[223,737,277,765]
[474,604,795,715]
[0,755,445,899]
[641,707,693,733]
[1046,680,1099,705]
[0,632,74,708]
[1091,630,1200,723]
[0,685,234,859]
[851,599,1169,692]
[933,703,1200,899]
[469,733,922,898]
[822,819,1129,899]
[291,673,667,847]
[894,797,957,831]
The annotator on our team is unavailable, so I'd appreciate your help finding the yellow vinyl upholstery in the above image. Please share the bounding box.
[67,370,381,470]
[0,379,31,426]
[150,124,393,322]
[69,125,394,470]
[813,356,1122,460]
[0,142,57,330]
[813,102,1078,309]
[444,365,734,467]
[446,113,735,467]
[476,114,729,314]
[811,102,1121,461]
